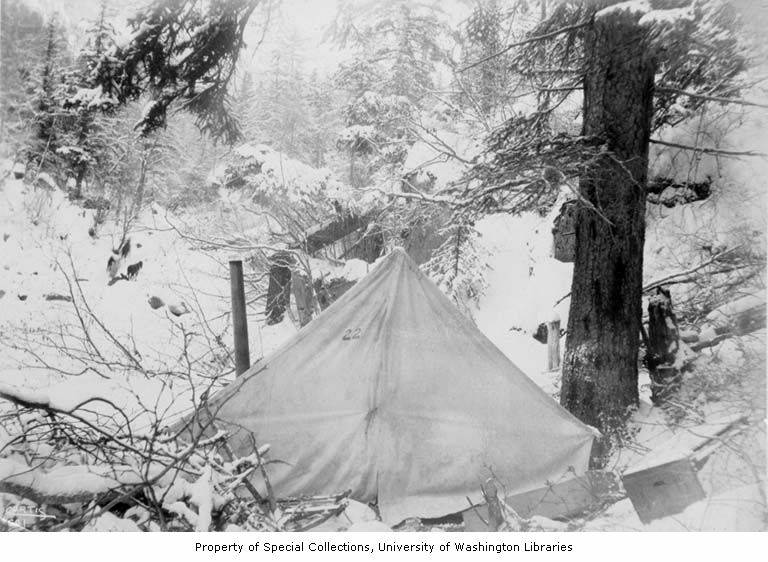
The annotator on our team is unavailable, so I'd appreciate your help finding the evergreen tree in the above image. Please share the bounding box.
[459,0,748,436]
[90,0,261,143]
[424,221,489,318]
[332,0,450,184]
[58,0,118,197]
[23,14,69,176]
[0,0,46,141]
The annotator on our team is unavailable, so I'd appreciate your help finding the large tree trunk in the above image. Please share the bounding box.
[560,10,655,431]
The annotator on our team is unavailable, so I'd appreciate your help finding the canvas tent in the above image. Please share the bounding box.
[197,248,596,524]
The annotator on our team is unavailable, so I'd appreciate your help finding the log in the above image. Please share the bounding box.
[300,212,373,255]
[0,459,160,506]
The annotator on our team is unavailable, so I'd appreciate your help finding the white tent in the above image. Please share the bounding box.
[200,248,596,524]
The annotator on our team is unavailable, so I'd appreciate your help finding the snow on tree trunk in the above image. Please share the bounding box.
[561,10,655,431]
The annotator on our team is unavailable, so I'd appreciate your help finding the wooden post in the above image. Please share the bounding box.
[229,260,250,376]
[547,317,561,371]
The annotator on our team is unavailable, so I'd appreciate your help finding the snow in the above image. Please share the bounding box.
[596,0,650,20]
[401,130,480,192]
[473,193,574,393]
[640,7,695,28]
[85,512,142,532]
[222,142,346,205]
[0,172,257,430]
[706,293,764,322]
[67,85,117,110]
[341,259,370,282]
[0,457,167,502]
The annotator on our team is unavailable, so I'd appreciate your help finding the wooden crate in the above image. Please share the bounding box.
[621,457,705,524]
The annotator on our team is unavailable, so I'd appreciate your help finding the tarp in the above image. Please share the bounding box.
[201,248,596,524]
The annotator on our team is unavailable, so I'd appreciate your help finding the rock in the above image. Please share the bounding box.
[148,296,165,310]
[18,294,27,301]
[3,233,9,242]
[126,261,143,280]
[168,302,190,316]
[0,290,5,299]
[44,293,72,302]
[679,329,699,344]
[12,162,25,179]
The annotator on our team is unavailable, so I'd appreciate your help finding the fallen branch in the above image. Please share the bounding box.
[650,139,768,158]
[0,458,172,506]
[642,245,745,293]
[555,245,746,306]
[655,86,768,110]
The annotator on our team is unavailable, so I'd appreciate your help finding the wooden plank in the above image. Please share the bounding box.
[299,212,372,255]
[621,457,705,524]
[463,471,619,531]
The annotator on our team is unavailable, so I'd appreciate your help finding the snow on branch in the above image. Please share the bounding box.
[650,139,768,158]
[655,87,768,110]
[0,458,173,506]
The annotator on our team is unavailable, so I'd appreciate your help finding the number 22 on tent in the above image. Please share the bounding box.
[342,328,362,340]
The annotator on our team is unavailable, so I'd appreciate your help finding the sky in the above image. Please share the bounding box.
[20,0,349,75]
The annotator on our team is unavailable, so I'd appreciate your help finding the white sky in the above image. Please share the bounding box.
[22,0,348,76]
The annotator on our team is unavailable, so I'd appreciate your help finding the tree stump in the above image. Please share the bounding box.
[265,251,294,325]
[291,271,316,327]
[646,286,682,403]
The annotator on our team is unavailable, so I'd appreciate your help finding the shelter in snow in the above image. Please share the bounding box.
[193,249,596,524]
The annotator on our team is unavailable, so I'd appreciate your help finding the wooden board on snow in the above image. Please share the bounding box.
[462,470,619,531]
[621,457,705,524]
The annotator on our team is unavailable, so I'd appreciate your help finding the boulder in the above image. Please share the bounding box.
[12,162,25,179]
[148,296,165,310]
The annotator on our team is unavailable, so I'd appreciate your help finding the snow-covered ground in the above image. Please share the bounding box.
[0,144,765,529]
